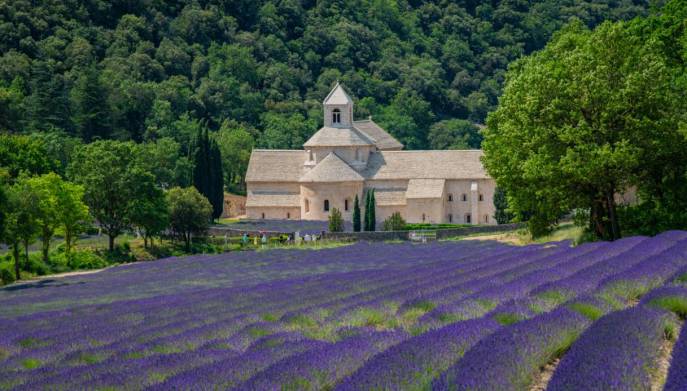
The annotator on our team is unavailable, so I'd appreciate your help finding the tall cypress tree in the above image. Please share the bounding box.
[352,194,361,232]
[363,190,370,231]
[208,138,224,220]
[369,189,376,231]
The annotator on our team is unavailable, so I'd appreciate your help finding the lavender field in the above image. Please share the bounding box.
[2,233,687,390]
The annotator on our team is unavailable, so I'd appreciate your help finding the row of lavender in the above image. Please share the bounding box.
[1,232,687,389]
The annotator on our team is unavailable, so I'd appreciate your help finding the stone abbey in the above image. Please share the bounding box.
[245,83,496,226]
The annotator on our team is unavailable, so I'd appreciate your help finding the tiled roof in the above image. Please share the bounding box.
[323,82,353,105]
[299,152,364,183]
[245,150,307,182]
[304,126,375,147]
[246,193,301,207]
[406,179,446,199]
[353,120,403,150]
[362,150,489,180]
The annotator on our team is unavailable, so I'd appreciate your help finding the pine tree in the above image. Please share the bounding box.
[352,194,361,232]
[70,65,111,141]
[369,189,376,231]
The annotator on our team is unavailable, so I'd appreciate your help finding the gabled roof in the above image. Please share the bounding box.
[406,179,446,199]
[353,119,404,150]
[245,150,307,182]
[304,126,375,147]
[362,150,489,180]
[323,82,353,105]
[299,152,364,183]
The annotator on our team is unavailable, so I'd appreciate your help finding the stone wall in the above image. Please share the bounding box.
[322,223,523,241]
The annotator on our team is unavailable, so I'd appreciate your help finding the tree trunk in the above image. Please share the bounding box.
[591,198,606,239]
[65,230,72,258]
[42,232,50,264]
[108,235,115,252]
[13,245,20,280]
[23,241,29,270]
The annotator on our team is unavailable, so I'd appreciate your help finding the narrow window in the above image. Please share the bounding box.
[479,194,484,202]
[465,213,471,224]
[261,212,265,219]
[462,194,467,202]
[422,213,426,222]
[355,148,360,161]
[484,214,489,223]
[324,199,330,212]
[305,199,310,213]
[345,199,349,211]
[332,109,341,124]
[287,212,291,219]
[308,149,313,161]
[448,213,453,223]
[448,194,453,202]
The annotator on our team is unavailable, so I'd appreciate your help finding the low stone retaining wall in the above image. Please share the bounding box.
[323,223,524,242]
[209,223,524,242]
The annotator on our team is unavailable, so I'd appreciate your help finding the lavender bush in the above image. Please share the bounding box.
[1,233,686,389]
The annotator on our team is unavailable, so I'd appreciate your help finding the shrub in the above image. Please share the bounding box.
[383,212,406,231]
[329,208,344,232]
[69,250,108,270]
[0,264,15,285]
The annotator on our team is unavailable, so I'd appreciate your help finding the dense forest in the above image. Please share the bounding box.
[0,0,651,192]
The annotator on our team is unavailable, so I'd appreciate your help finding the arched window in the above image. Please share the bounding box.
[305,199,310,213]
[465,213,471,224]
[461,194,467,202]
[479,194,484,202]
[448,194,453,202]
[324,199,330,212]
[345,199,349,211]
[332,109,341,124]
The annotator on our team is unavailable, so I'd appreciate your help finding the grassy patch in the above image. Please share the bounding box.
[21,358,41,369]
[567,302,604,321]
[247,328,271,338]
[287,315,318,329]
[410,300,437,312]
[77,352,107,365]
[494,312,523,326]
[536,290,569,307]
[650,296,687,319]
[18,337,44,349]
[124,351,146,359]
[261,313,279,322]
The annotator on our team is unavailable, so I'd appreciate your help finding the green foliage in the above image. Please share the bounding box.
[567,302,604,321]
[215,121,254,194]
[383,212,406,231]
[328,208,344,232]
[67,140,158,250]
[364,189,376,231]
[192,128,224,220]
[483,14,687,240]
[428,119,482,150]
[0,135,56,180]
[0,0,645,148]
[493,187,514,225]
[352,194,361,232]
[167,186,212,251]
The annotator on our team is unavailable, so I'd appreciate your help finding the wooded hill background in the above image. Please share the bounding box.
[0,0,651,192]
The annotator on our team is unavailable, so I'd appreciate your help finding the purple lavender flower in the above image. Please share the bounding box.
[547,306,675,391]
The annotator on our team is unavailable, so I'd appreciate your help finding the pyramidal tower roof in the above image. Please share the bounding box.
[323,82,353,105]
[299,152,364,182]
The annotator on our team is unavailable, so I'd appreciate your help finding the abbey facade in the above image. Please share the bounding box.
[245,83,497,227]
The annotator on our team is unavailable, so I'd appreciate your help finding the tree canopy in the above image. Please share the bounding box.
[483,5,687,239]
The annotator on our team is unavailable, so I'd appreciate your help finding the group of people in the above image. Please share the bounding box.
[236,231,322,247]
